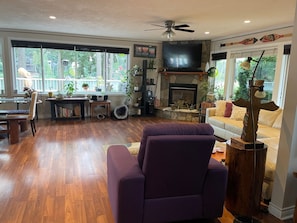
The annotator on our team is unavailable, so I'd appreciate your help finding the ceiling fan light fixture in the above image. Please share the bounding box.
[162,29,175,40]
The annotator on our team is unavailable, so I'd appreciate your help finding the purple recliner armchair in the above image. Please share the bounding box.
[107,123,228,223]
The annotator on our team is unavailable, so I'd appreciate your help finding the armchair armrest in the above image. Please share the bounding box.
[107,145,145,223]
[202,158,228,218]
[205,107,216,123]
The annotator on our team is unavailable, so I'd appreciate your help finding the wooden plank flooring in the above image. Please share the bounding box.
[0,117,293,223]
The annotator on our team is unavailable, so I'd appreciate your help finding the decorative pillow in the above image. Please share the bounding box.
[272,111,283,129]
[224,102,233,117]
[259,109,282,127]
[272,110,283,129]
[215,100,226,117]
[230,105,246,120]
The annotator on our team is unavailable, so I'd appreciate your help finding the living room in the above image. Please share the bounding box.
[0,0,297,222]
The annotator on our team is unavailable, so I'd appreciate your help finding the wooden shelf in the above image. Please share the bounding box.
[161,71,207,80]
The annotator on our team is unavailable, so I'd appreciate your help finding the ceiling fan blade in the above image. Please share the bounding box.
[151,24,166,28]
[174,28,195,33]
[174,24,189,28]
[144,28,164,31]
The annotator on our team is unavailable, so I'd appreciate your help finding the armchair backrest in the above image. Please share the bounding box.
[137,123,215,168]
[142,134,215,199]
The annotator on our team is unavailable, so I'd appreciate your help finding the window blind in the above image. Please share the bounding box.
[212,52,227,60]
[11,40,129,54]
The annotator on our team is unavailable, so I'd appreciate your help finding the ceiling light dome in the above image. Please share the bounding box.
[162,29,175,40]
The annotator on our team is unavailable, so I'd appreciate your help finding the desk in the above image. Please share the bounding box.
[46,97,88,120]
[90,100,111,118]
[0,115,28,144]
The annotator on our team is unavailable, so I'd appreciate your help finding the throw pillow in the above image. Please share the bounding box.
[224,102,233,117]
[215,100,226,116]
[272,110,283,129]
[259,109,282,127]
[230,105,246,120]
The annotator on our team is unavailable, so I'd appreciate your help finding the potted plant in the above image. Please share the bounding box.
[64,81,75,97]
[125,65,140,103]
[82,83,89,90]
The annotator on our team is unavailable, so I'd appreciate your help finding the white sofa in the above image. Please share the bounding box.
[205,100,283,201]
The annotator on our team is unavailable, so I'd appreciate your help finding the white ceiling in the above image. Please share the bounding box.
[0,0,296,42]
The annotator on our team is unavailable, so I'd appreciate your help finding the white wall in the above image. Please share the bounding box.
[268,4,297,219]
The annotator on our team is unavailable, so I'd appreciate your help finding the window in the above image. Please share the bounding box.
[214,59,226,100]
[230,49,277,102]
[212,52,227,100]
[12,41,129,94]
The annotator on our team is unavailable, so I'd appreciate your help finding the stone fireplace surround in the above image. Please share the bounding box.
[155,72,208,122]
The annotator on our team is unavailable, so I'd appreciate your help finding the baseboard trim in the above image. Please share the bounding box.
[268,202,295,220]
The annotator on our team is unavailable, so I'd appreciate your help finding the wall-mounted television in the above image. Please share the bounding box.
[162,40,202,72]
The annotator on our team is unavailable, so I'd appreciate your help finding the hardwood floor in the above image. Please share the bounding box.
[0,117,293,223]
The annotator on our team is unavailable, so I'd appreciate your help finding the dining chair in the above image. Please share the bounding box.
[28,92,38,136]
[0,121,9,138]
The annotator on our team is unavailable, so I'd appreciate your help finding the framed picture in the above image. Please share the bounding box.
[134,44,156,58]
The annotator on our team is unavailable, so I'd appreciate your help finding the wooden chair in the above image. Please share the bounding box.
[28,92,38,136]
[0,121,9,138]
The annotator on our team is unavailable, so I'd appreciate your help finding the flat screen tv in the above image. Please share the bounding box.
[162,40,202,72]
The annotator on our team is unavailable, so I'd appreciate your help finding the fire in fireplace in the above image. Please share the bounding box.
[168,83,197,108]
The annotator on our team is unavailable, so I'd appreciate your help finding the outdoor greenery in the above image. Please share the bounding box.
[233,56,276,101]
[234,67,249,100]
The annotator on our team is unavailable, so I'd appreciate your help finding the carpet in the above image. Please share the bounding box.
[102,142,140,155]
[103,141,225,155]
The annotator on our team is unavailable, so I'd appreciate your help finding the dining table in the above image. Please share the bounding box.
[0,114,28,144]
[0,97,31,144]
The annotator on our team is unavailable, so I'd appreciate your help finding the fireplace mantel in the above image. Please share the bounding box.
[161,71,207,80]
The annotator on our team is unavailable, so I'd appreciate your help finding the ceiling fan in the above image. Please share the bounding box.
[145,20,195,39]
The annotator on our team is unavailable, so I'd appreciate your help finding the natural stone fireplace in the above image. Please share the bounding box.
[168,83,197,108]
[155,73,209,122]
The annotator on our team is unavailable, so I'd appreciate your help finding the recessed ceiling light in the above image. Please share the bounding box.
[244,20,251,24]
[49,16,56,20]
[204,31,210,35]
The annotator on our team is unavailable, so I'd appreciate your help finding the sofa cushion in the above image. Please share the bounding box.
[224,119,243,136]
[272,110,283,129]
[259,109,282,127]
[207,116,226,129]
[258,137,279,180]
[257,125,280,138]
[230,105,246,120]
[215,100,226,116]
